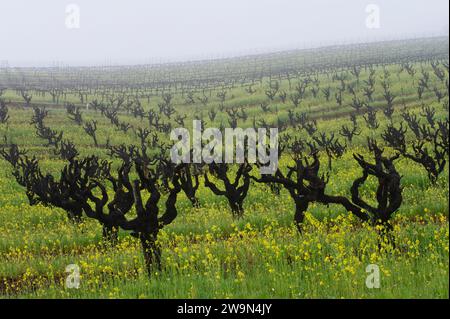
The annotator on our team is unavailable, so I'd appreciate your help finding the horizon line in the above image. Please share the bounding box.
[2,31,448,69]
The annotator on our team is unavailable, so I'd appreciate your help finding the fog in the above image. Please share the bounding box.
[0,0,448,66]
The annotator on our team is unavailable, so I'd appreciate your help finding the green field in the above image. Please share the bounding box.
[0,40,448,298]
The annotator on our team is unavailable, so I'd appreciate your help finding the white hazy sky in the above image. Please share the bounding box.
[0,0,448,66]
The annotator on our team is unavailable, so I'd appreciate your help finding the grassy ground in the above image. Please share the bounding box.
[0,59,448,298]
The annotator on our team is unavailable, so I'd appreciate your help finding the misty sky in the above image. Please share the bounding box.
[0,0,448,66]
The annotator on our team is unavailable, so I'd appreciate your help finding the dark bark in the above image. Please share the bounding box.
[293,199,308,233]
[179,164,201,208]
[252,140,401,242]
[229,200,244,219]
[204,162,251,218]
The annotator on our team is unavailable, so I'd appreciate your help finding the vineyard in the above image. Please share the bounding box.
[0,36,448,298]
